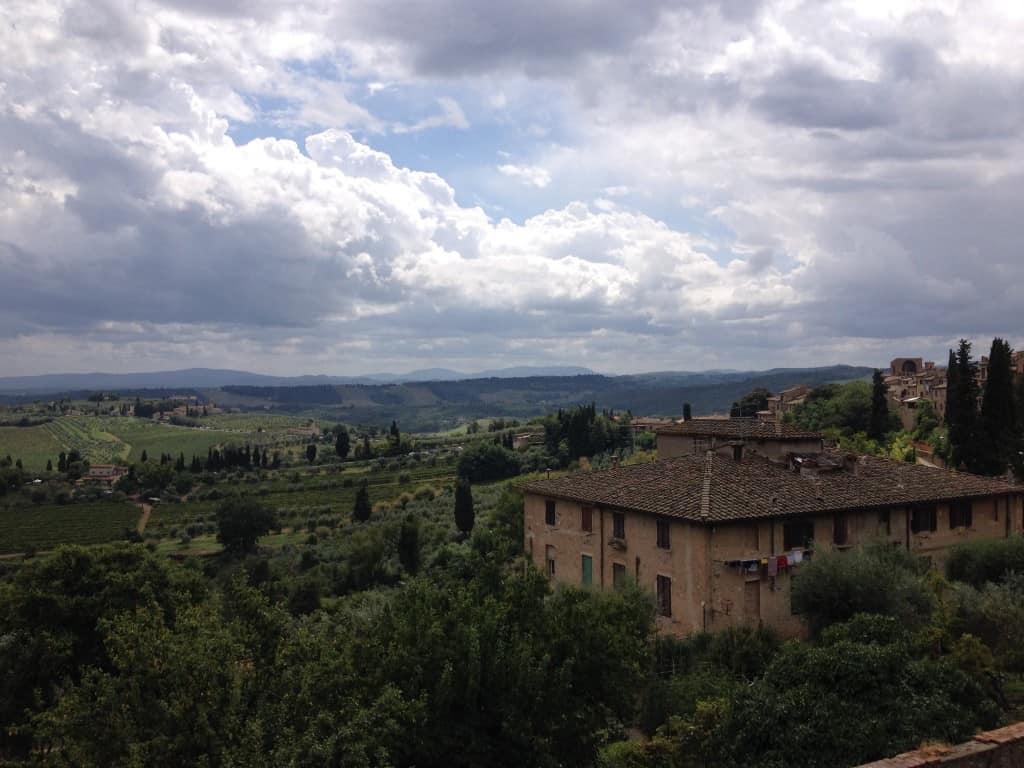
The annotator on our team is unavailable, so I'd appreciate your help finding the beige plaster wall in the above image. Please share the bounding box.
[525,491,1024,640]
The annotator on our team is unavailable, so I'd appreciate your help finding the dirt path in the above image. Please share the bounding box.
[136,503,152,534]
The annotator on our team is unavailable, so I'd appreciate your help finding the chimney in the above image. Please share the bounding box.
[843,453,858,475]
[732,443,744,462]
[612,455,620,469]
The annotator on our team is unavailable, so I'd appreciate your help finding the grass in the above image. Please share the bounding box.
[0,501,142,554]
[0,424,65,470]
[0,414,312,471]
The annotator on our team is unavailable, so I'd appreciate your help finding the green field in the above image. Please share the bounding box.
[0,415,304,470]
[0,424,65,469]
[103,419,258,462]
[0,501,142,554]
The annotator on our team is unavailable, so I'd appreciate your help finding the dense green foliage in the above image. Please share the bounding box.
[215,497,277,554]
[791,543,934,636]
[729,387,770,417]
[455,440,522,482]
[868,368,889,440]
[946,537,1024,587]
[947,340,982,472]
[453,477,475,534]
[718,615,1000,767]
[977,338,1019,475]
[0,542,654,767]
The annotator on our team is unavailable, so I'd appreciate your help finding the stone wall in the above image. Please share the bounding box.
[856,723,1024,767]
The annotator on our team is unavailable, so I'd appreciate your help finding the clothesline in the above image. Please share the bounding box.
[720,548,813,577]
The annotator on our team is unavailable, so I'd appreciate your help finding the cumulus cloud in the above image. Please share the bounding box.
[497,163,552,188]
[2,0,1024,375]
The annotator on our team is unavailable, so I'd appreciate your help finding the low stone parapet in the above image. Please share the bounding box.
[856,722,1024,767]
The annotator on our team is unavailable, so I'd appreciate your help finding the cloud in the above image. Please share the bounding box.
[3,0,1024,377]
[497,163,552,188]
[392,96,470,134]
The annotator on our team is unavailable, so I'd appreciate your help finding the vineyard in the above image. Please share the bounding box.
[0,501,142,554]
[0,415,307,470]
[43,417,127,464]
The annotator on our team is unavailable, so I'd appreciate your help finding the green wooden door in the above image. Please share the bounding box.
[581,554,593,586]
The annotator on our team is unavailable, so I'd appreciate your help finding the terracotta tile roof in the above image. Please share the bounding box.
[655,417,822,441]
[519,450,1016,523]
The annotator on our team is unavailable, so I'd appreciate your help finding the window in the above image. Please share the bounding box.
[911,505,937,533]
[612,563,627,588]
[833,512,848,546]
[656,575,672,617]
[613,511,626,539]
[949,500,973,529]
[581,506,593,533]
[783,520,814,550]
[545,499,556,526]
[545,545,556,576]
[656,519,671,549]
[581,554,593,586]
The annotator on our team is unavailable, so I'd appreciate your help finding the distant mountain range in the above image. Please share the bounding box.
[0,365,597,393]
[0,365,874,429]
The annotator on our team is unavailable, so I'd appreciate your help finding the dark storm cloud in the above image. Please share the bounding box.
[340,0,763,76]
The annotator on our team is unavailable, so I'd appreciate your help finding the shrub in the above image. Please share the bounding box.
[946,537,1024,587]
[791,542,934,636]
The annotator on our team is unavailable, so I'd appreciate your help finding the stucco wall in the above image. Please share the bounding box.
[525,491,1024,639]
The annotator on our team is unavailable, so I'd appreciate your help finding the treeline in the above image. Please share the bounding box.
[453,404,635,483]
[0,540,652,767]
[946,338,1023,476]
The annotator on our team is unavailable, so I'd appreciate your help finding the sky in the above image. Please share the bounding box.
[2,0,1023,377]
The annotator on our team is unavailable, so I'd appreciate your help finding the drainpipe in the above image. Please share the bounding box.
[599,506,605,588]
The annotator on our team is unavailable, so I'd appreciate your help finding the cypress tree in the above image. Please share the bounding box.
[977,338,1017,475]
[454,477,475,535]
[335,428,350,459]
[683,402,692,421]
[868,369,890,440]
[397,514,420,575]
[352,481,371,523]
[947,339,981,472]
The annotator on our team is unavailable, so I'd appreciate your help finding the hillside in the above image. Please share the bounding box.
[210,365,873,430]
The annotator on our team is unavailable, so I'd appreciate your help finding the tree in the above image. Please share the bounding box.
[335,427,350,459]
[46,459,53,472]
[140,449,148,463]
[397,514,420,575]
[683,402,692,421]
[868,369,889,441]
[305,443,317,464]
[947,340,981,472]
[352,481,371,523]
[720,615,999,768]
[791,543,934,637]
[456,441,522,482]
[454,477,475,535]
[730,387,772,418]
[215,497,276,555]
[977,338,1017,476]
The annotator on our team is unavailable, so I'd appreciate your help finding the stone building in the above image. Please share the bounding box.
[886,358,948,430]
[521,433,1020,638]
[764,385,811,421]
[655,418,823,461]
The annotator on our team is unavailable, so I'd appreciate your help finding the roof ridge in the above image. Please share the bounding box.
[700,450,713,520]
